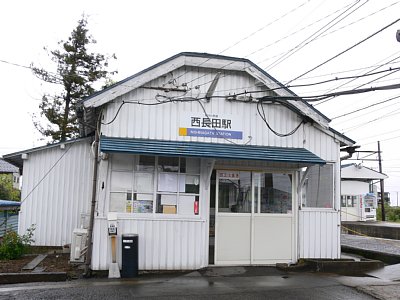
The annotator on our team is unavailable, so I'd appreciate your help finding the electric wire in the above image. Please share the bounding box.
[19,140,78,205]
[342,107,400,133]
[333,97,400,126]
[290,59,400,82]
[248,1,355,63]
[265,0,367,71]
[165,0,312,86]
[184,0,359,88]
[317,0,400,40]
[331,94,400,120]
[286,17,400,85]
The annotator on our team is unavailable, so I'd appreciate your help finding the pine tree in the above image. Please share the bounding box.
[31,17,117,142]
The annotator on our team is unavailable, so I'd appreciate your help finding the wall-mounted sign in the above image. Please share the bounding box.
[179,113,243,140]
[218,171,240,180]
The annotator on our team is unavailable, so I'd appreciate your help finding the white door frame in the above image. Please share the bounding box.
[214,169,296,265]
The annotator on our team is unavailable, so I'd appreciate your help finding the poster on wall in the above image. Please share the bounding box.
[179,112,243,140]
[133,200,153,213]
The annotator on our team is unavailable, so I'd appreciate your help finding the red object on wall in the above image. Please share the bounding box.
[194,199,199,215]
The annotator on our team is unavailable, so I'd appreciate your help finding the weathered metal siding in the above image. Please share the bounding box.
[91,218,207,270]
[298,210,340,258]
[19,139,93,246]
[0,212,18,237]
[100,67,338,162]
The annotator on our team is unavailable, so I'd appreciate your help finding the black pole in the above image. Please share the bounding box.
[378,141,386,221]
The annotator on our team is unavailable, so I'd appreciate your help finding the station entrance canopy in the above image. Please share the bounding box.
[100,137,325,167]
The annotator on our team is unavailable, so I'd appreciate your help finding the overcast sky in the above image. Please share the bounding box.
[1,0,399,203]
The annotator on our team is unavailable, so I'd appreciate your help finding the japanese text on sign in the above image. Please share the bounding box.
[218,171,240,180]
[191,117,232,129]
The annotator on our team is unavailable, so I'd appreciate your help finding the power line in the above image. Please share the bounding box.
[20,140,77,205]
[265,0,367,71]
[250,1,355,64]
[314,52,400,104]
[290,58,400,82]
[289,67,400,89]
[342,107,400,133]
[0,59,31,70]
[286,17,400,84]
[165,0,312,87]
[316,0,400,41]
[331,94,400,119]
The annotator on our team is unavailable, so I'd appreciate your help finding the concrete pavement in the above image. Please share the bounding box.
[0,267,376,300]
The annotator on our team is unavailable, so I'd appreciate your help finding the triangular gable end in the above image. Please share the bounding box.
[83,53,328,126]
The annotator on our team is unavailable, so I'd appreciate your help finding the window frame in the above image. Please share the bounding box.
[108,154,201,217]
[300,163,336,211]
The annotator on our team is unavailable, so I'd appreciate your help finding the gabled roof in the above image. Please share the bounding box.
[2,137,92,172]
[81,52,355,146]
[0,159,19,174]
[341,163,388,180]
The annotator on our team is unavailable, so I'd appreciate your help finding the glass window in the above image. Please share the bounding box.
[259,173,292,214]
[135,172,154,193]
[155,157,200,215]
[110,155,200,216]
[110,192,131,213]
[158,156,179,172]
[218,171,251,213]
[186,158,200,174]
[111,154,134,171]
[185,175,200,193]
[341,195,346,207]
[137,156,155,172]
[302,164,334,208]
[111,171,133,191]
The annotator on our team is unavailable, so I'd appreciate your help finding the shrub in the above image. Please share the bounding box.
[0,225,35,260]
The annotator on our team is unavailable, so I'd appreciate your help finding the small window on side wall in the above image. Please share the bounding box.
[302,164,334,209]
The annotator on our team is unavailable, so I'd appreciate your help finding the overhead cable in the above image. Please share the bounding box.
[286,17,400,85]
[265,0,367,71]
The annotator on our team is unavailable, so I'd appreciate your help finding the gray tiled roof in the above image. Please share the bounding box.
[0,159,19,173]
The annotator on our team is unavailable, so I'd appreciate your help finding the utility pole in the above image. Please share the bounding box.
[378,141,386,221]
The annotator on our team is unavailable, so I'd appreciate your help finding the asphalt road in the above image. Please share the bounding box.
[0,267,375,300]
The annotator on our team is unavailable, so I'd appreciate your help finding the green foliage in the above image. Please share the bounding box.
[0,174,20,201]
[0,225,35,260]
[31,16,117,142]
[377,204,400,222]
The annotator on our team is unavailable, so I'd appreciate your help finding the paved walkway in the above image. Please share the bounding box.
[341,233,400,255]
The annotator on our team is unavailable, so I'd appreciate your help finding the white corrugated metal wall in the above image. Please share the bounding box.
[93,66,343,268]
[91,157,212,270]
[92,218,207,271]
[100,66,339,162]
[298,210,340,258]
[19,139,93,246]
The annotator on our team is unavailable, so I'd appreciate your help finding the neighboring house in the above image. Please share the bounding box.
[0,158,20,189]
[341,163,387,222]
[4,52,354,271]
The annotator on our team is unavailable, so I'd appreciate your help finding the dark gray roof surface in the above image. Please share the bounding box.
[0,159,19,173]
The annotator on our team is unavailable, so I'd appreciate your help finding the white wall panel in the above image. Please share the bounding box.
[19,139,93,246]
[100,67,340,162]
[91,217,207,271]
[341,181,369,195]
[299,210,340,259]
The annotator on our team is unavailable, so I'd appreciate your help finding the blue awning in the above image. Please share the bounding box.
[100,137,325,165]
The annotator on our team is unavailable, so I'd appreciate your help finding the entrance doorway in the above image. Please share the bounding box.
[214,170,295,265]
